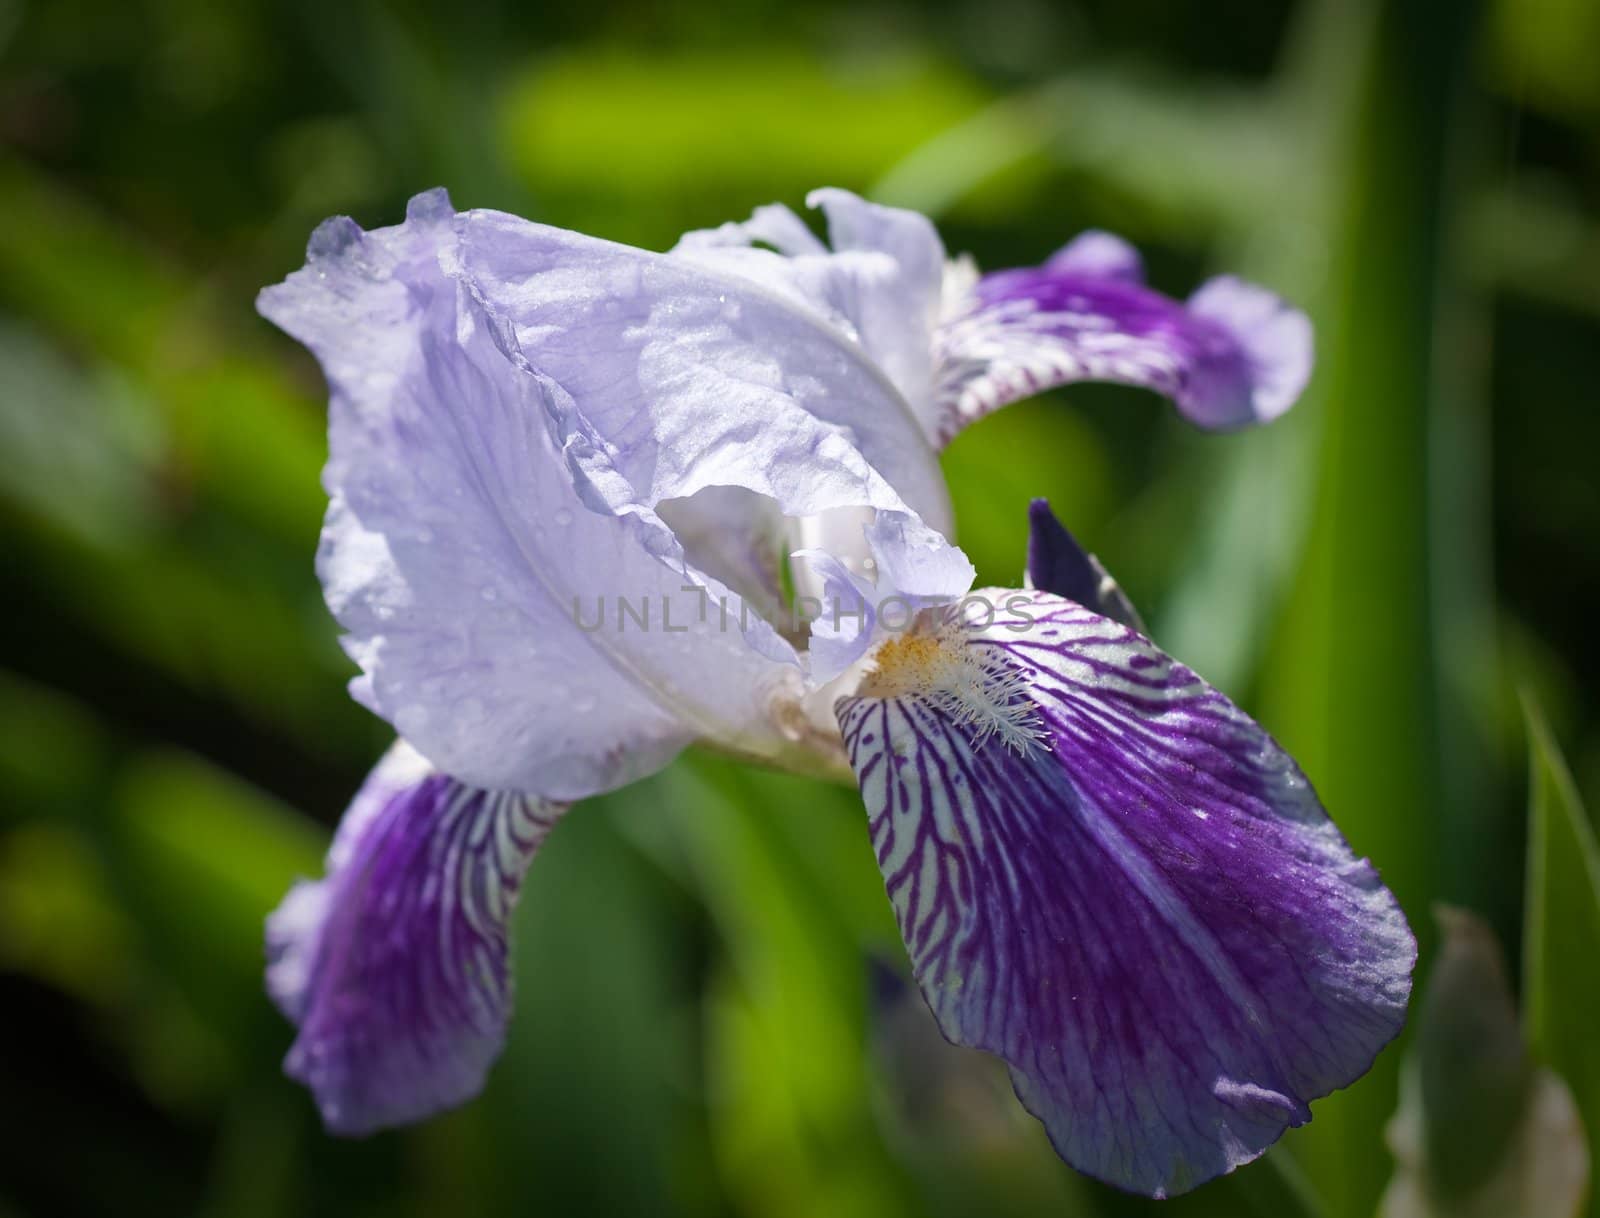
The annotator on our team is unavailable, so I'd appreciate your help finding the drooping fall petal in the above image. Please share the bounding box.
[838,590,1413,1196]
[266,743,564,1134]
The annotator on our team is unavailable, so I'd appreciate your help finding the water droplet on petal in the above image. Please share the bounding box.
[553,508,574,527]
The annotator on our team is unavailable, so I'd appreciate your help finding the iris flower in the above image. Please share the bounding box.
[259,188,1414,1198]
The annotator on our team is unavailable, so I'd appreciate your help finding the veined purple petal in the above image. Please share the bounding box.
[1025,498,1145,634]
[932,237,1313,445]
[266,743,564,1135]
[837,591,1414,1196]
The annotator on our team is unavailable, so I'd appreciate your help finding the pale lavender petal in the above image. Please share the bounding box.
[1025,498,1145,633]
[260,192,804,798]
[806,188,946,409]
[454,199,975,683]
[675,201,827,258]
[266,743,564,1135]
[1046,230,1145,282]
[452,205,954,538]
[837,591,1414,1196]
[863,510,977,603]
[671,188,953,461]
[1186,275,1315,425]
[794,549,878,682]
[657,485,789,610]
[932,237,1313,444]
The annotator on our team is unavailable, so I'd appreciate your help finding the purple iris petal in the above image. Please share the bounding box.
[451,201,978,666]
[792,549,878,682]
[675,195,1312,451]
[792,510,981,683]
[259,190,823,798]
[804,188,946,409]
[266,744,563,1135]
[451,204,954,538]
[673,189,948,436]
[1025,498,1145,633]
[933,237,1312,444]
[837,590,1413,1196]
[1046,229,1146,282]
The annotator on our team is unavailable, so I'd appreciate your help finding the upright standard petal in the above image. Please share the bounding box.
[266,743,564,1135]
[837,591,1414,1196]
[672,188,948,431]
[260,192,807,799]
[451,204,954,538]
[932,232,1313,445]
[451,202,977,679]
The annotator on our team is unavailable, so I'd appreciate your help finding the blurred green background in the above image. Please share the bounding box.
[3,0,1600,1214]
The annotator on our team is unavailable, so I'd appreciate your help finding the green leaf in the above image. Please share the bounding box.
[468,795,711,1218]
[0,160,327,547]
[0,822,135,1007]
[105,749,326,1096]
[496,51,985,247]
[1486,0,1600,121]
[938,395,1110,590]
[1522,696,1600,1215]
[1259,0,1487,1208]
[0,669,109,813]
[667,756,920,1218]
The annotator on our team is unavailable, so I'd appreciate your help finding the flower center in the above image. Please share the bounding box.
[859,621,1047,756]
